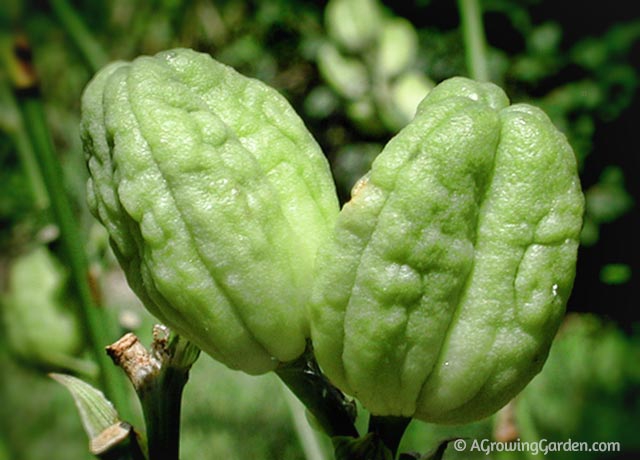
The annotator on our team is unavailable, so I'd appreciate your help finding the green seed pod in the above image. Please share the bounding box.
[81,49,339,375]
[310,77,584,424]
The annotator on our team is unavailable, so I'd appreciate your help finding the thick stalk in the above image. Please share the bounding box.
[367,415,411,458]
[107,329,200,460]
[140,367,187,460]
[458,0,490,81]
[276,346,359,439]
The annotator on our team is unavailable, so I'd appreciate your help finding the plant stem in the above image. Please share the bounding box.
[8,39,134,422]
[140,367,187,460]
[367,415,411,457]
[276,346,359,439]
[0,83,49,209]
[458,0,490,81]
[49,0,108,72]
[107,328,200,460]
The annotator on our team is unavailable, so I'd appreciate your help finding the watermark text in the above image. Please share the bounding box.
[452,438,621,456]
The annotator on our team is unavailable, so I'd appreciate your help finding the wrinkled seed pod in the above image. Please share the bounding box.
[81,49,339,375]
[310,77,584,424]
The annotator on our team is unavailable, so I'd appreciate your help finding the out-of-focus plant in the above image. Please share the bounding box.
[1,246,95,375]
[581,166,634,247]
[318,0,433,133]
[513,314,640,458]
[308,0,434,196]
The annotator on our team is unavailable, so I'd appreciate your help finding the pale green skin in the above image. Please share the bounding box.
[81,49,339,375]
[310,77,585,424]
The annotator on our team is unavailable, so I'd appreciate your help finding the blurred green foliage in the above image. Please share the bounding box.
[516,315,640,455]
[0,342,93,460]
[181,358,304,460]
[1,246,90,374]
[582,166,633,247]
[600,263,632,286]
[0,316,305,460]
[0,0,638,458]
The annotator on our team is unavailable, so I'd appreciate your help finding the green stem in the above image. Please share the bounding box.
[0,434,13,460]
[143,333,200,460]
[367,415,411,458]
[49,0,108,72]
[276,346,359,439]
[140,367,187,460]
[12,116,50,210]
[15,87,133,422]
[0,82,49,210]
[458,0,490,81]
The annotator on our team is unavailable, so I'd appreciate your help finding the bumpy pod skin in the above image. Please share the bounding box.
[310,77,584,424]
[81,49,339,374]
